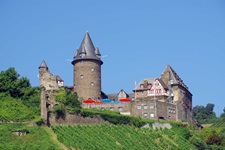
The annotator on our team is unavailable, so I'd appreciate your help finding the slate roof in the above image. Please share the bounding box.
[107,92,134,100]
[162,65,188,89]
[39,60,48,69]
[72,32,103,64]
[134,78,168,91]
[56,75,63,82]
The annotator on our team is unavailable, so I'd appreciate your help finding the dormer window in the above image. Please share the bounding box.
[140,84,144,88]
[148,84,152,89]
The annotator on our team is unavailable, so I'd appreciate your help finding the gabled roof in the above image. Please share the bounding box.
[118,89,130,98]
[72,32,103,64]
[134,78,168,91]
[134,78,155,91]
[39,60,48,69]
[162,65,188,89]
[56,75,63,82]
[157,78,168,89]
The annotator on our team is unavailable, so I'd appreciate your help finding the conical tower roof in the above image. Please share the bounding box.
[79,32,95,56]
[39,60,48,69]
[72,32,103,65]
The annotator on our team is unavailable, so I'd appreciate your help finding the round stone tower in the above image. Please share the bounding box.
[71,32,103,100]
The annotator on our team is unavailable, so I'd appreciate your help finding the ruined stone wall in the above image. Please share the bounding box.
[39,67,62,124]
[39,68,59,91]
[73,60,101,100]
[48,113,107,126]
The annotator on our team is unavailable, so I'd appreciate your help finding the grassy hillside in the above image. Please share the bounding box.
[0,96,37,122]
[0,123,60,150]
[1,121,225,150]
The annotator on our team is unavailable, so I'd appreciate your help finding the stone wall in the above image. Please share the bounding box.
[132,98,176,121]
[48,112,107,126]
[152,122,172,130]
[73,60,102,100]
[39,68,59,91]
[82,103,131,113]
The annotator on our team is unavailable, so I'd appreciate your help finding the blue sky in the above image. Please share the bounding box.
[1,1,225,115]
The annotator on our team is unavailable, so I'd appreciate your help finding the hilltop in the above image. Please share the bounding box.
[1,67,225,149]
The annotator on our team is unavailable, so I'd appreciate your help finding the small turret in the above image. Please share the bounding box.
[95,47,101,58]
[39,60,48,70]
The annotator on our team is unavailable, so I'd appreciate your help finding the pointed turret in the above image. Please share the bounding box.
[39,60,48,69]
[72,32,103,65]
[95,47,101,58]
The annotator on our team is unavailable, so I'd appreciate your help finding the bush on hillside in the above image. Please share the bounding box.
[206,134,222,146]
[53,104,65,119]
[189,136,208,150]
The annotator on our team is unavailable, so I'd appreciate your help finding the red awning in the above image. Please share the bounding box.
[83,99,95,104]
[119,98,131,103]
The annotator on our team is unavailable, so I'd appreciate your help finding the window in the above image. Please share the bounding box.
[150,113,154,118]
[110,107,114,111]
[140,84,144,88]
[101,107,105,110]
[143,113,148,117]
[150,106,154,109]
[137,105,141,109]
[143,105,148,109]
[118,107,123,112]
[80,75,84,78]
[148,84,152,89]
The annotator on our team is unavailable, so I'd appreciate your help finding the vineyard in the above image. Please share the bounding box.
[51,124,196,150]
[210,120,225,128]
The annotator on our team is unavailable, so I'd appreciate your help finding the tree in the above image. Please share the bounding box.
[54,88,81,108]
[0,67,35,99]
[220,107,225,122]
[193,103,217,124]
[0,68,40,115]
[206,103,215,113]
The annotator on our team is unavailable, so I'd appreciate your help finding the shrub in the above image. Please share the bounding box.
[34,116,44,126]
[189,136,208,150]
[206,134,222,146]
[53,104,65,119]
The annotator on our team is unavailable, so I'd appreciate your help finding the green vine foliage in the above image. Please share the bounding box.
[53,104,65,119]
[54,89,81,109]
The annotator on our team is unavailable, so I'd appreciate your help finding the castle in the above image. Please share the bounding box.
[39,32,193,124]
